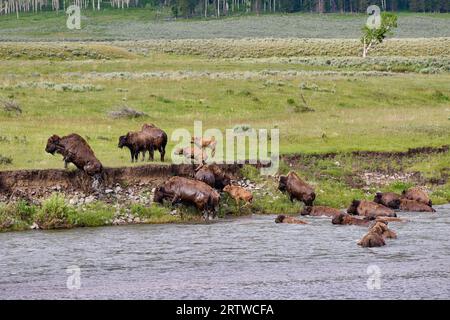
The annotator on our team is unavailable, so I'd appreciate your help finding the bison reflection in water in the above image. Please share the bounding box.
[45,133,103,189]
[154,176,220,220]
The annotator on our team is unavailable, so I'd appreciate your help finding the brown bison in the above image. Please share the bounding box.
[332,213,371,226]
[118,131,153,162]
[358,221,396,247]
[194,165,216,188]
[194,164,231,190]
[141,123,168,162]
[278,171,315,206]
[373,192,401,209]
[370,221,397,239]
[274,215,308,224]
[208,164,231,190]
[347,200,396,218]
[119,124,168,163]
[399,199,436,212]
[153,176,220,220]
[358,231,386,248]
[301,206,342,217]
[402,187,432,207]
[223,185,253,206]
[45,134,103,180]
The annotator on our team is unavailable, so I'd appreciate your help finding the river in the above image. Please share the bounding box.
[1,205,449,300]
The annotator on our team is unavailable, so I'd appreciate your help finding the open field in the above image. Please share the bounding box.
[0,44,449,169]
[0,10,449,41]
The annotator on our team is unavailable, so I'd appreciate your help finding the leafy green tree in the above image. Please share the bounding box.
[361,12,398,58]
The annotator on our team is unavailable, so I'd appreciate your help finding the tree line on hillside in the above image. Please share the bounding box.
[0,0,448,17]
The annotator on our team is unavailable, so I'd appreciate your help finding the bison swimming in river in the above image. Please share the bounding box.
[274,215,308,224]
[357,221,396,248]
[399,198,436,212]
[278,171,315,206]
[347,200,396,218]
[332,213,371,226]
[153,176,220,220]
[402,187,432,207]
[45,133,103,187]
[301,206,342,217]
[373,192,401,209]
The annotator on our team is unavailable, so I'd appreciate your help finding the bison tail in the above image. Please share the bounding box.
[162,132,168,148]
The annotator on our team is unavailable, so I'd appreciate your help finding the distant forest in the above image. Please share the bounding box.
[0,0,448,16]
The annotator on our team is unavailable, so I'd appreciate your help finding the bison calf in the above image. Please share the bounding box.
[223,185,253,206]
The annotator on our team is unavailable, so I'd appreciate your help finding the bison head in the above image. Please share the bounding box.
[303,192,315,206]
[347,200,361,215]
[331,213,347,225]
[45,135,61,155]
[278,175,288,192]
[373,192,385,205]
[118,134,129,149]
[300,206,313,216]
[274,215,286,223]
[153,187,165,204]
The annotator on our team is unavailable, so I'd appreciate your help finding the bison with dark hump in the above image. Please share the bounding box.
[141,123,168,162]
[278,171,315,206]
[347,200,397,218]
[153,176,220,220]
[402,187,432,207]
[118,131,153,163]
[194,164,231,190]
[118,124,167,163]
[45,133,103,187]
[373,192,401,209]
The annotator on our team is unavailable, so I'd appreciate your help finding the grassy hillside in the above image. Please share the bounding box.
[0,10,449,40]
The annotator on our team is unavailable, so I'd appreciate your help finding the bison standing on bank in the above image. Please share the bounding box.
[153,176,220,220]
[141,124,168,162]
[278,171,315,206]
[119,124,168,162]
[45,133,103,187]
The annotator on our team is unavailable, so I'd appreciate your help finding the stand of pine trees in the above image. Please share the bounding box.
[0,1,448,16]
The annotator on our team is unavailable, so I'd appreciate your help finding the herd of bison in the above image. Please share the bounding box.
[45,123,437,248]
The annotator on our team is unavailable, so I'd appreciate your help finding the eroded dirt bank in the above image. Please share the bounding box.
[0,163,244,203]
